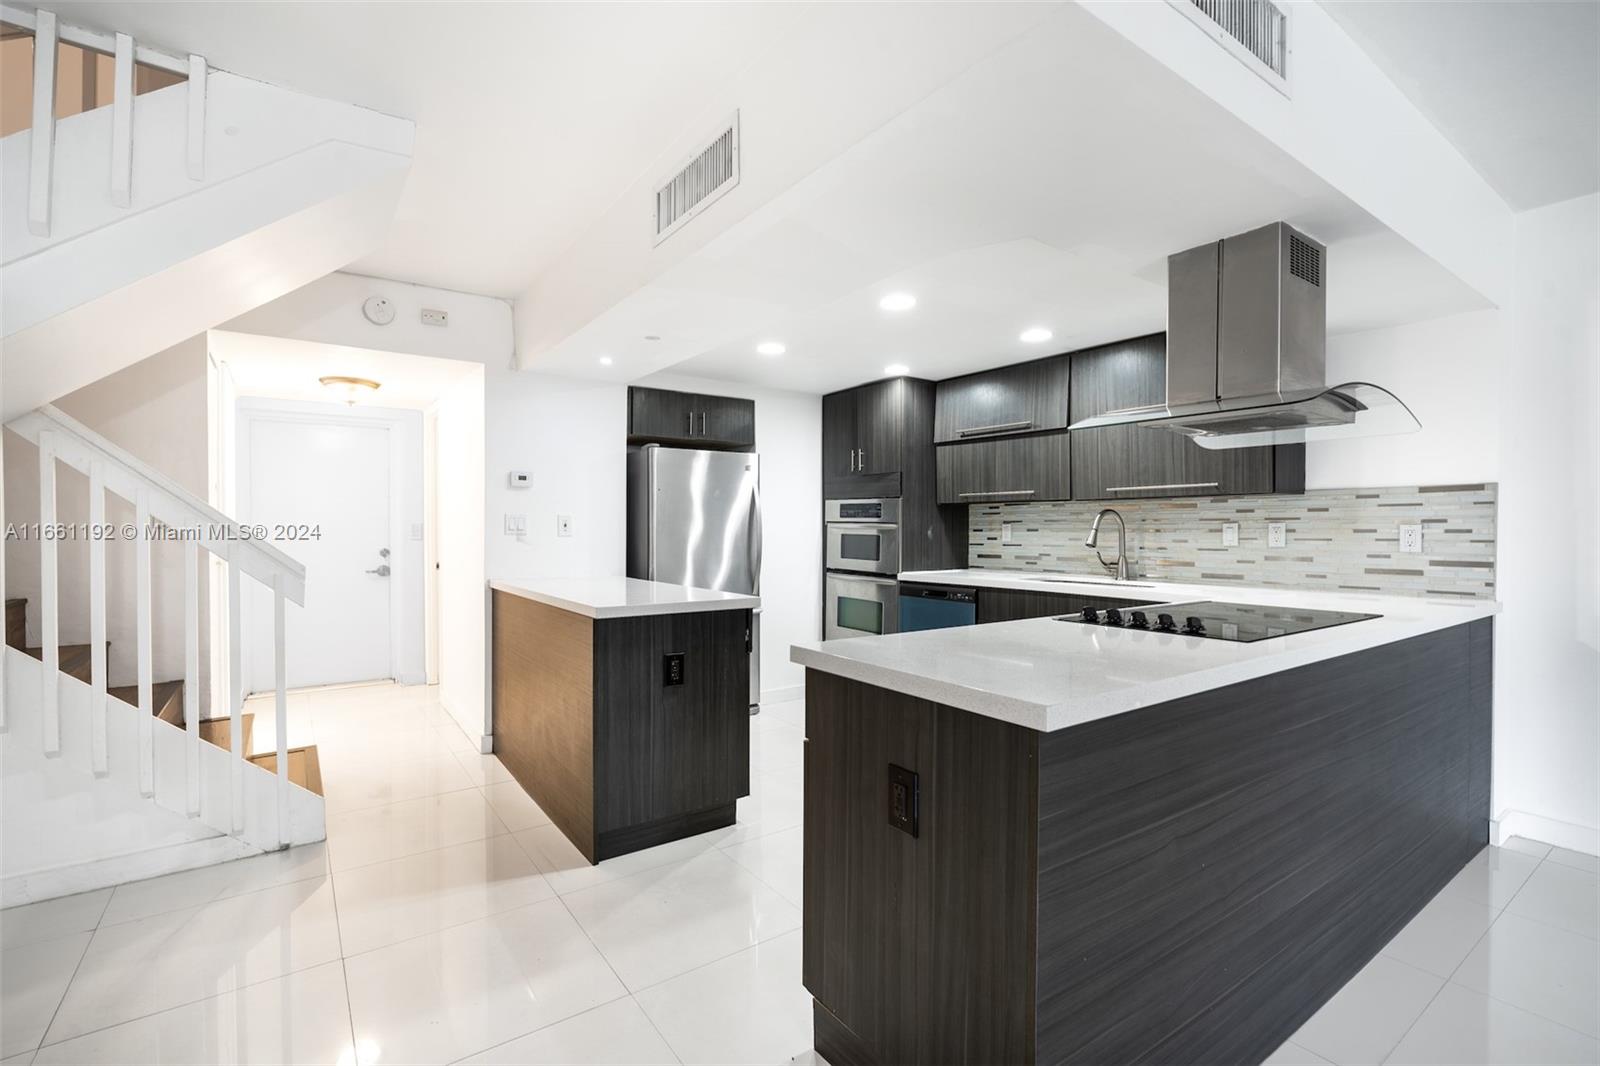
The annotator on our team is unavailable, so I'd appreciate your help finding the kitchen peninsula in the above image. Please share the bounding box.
[792,574,1498,1065]
[491,577,758,863]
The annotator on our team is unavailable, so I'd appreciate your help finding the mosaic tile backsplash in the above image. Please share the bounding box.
[968,484,1498,600]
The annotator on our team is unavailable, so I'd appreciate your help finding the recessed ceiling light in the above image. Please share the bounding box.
[1019,327,1053,344]
[598,355,613,366]
[643,335,661,341]
[883,363,910,376]
[879,292,917,312]
[757,341,786,356]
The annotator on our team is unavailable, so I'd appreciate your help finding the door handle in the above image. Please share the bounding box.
[365,564,391,576]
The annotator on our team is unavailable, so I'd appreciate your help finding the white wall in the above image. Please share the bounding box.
[433,371,487,745]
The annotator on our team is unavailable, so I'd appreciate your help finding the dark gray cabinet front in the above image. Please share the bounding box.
[934,354,1071,443]
[822,380,906,498]
[935,433,1071,505]
[628,387,754,450]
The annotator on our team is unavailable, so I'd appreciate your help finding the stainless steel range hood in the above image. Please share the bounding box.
[1069,222,1420,449]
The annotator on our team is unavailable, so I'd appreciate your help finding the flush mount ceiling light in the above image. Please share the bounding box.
[883,363,910,376]
[319,375,381,406]
[756,341,786,356]
[879,292,917,312]
[1019,327,1053,344]
[598,355,614,366]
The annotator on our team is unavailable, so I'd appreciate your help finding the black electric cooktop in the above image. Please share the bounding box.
[1059,600,1382,643]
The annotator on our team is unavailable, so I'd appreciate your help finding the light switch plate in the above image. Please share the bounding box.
[1222,522,1239,547]
[556,515,573,537]
[504,514,526,535]
[1267,522,1287,548]
[1399,523,1423,553]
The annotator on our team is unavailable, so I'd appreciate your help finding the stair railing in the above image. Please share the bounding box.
[5,404,306,846]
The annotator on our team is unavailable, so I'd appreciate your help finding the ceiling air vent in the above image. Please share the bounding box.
[653,111,740,246]
[1169,0,1291,95]
[1288,232,1321,286]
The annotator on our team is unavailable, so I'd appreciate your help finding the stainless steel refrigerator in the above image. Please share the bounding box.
[626,444,762,709]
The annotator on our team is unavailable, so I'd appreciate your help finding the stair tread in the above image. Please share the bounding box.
[198,713,255,756]
[248,746,323,797]
[108,680,185,721]
[21,642,106,683]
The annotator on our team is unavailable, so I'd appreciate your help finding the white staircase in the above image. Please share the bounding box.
[0,6,415,420]
[2,405,319,906]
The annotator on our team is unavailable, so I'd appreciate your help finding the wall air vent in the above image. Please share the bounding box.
[653,111,740,246]
[1288,233,1321,286]
[1169,0,1291,95]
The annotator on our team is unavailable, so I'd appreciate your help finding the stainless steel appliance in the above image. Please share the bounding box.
[825,572,899,641]
[627,445,762,707]
[898,583,977,632]
[824,498,901,576]
[1059,600,1380,642]
[1069,222,1420,449]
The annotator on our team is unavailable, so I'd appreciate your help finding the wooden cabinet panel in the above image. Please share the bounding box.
[627,386,754,449]
[854,379,904,478]
[696,393,755,449]
[821,379,911,498]
[629,386,699,443]
[649,608,750,822]
[821,390,856,482]
[934,432,1071,504]
[934,354,1071,443]
[974,587,1159,624]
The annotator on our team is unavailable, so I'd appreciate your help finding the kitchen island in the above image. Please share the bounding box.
[791,576,1498,1065]
[491,577,757,863]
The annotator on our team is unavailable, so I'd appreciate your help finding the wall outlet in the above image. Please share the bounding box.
[504,513,526,535]
[556,514,573,538]
[1267,521,1287,548]
[1222,522,1239,547]
[662,652,685,686]
[1002,521,1016,544]
[420,307,448,326]
[1399,523,1423,553]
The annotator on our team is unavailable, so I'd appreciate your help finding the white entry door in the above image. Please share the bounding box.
[243,416,392,692]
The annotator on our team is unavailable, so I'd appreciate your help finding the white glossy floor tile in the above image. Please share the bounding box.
[457,997,676,1065]
[481,780,556,832]
[2,1053,37,1065]
[32,959,354,1066]
[0,933,90,1057]
[343,898,626,1065]
[1453,911,1599,1036]
[749,723,805,778]
[334,835,554,956]
[99,844,329,927]
[1383,981,1598,1065]
[1546,846,1600,874]
[635,930,811,1065]
[719,826,804,907]
[0,890,109,948]
[1439,846,1540,910]
[1378,890,1498,978]
[512,823,729,898]
[562,851,801,992]
[1290,954,1443,1065]
[1505,861,1599,939]
[452,750,516,787]
[1263,1041,1335,1065]
[718,771,804,847]
[1499,836,1552,860]
[757,698,805,733]
[318,750,478,815]
[325,789,508,872]
[46,880,341,1044]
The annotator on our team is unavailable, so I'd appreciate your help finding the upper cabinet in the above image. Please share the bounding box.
[823,378,914,498]
[934,355,1071,443]
[628,387,755,451]
[1068,334,1301,500]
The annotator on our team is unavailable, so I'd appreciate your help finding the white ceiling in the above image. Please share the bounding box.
[1322,0,1600,211]
[210,331,480,410]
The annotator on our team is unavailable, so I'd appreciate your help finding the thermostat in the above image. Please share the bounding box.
[508,471,530,488]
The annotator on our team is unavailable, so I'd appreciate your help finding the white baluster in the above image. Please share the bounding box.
[229,551,243,833]
[274,574,289,846]
[38,432,59,754]
[89,462,108,774]
[28,10,57,236]
[186,55,206,181]
[184,540,201,816]
[135,490,153,797]
[110,32,133,207]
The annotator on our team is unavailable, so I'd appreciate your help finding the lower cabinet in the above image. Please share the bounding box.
[976,587,1158,624]
[935,431,1071,505]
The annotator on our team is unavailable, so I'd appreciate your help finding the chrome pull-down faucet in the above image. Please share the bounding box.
[1085,508,1134,581]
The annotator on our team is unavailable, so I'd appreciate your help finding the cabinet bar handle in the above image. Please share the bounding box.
[956,420,1033,437]
[687,411,694,436]
[958,489,1036,497]
[700,412,706,435]
[1104,481,1220,493]
[858,446,865,468]
[849,448,857,471]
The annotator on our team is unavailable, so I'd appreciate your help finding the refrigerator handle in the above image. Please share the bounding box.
[748,477,763,596]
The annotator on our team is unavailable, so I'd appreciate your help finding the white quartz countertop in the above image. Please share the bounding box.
[792,569,1498,732]
[491,577,759,619]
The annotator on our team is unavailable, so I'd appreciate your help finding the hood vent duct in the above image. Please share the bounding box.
[1069,222,1420,450]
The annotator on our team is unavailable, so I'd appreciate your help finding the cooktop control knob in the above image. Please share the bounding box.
[1081,607,1099,623]
[1184,615,1206,635]
[1103,607,1124,626]
[1128,610,1150,629]
[1156,612,1176,632]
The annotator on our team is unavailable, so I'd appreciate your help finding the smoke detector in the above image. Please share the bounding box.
[362,296,396,325]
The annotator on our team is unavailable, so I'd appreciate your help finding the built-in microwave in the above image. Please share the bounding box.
[825,498,901,576]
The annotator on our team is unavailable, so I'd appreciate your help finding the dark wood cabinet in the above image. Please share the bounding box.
[643,609,750,823]
[1068,334,1300,500]
[974,586,1159,624]
[628,386,755,450]
[933,354,1071,443]
[934,432,1071,504]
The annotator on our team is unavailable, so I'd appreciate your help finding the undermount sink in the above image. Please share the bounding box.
[1036,576,1156,589]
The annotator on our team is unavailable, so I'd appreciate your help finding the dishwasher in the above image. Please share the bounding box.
[898,583,978,632]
